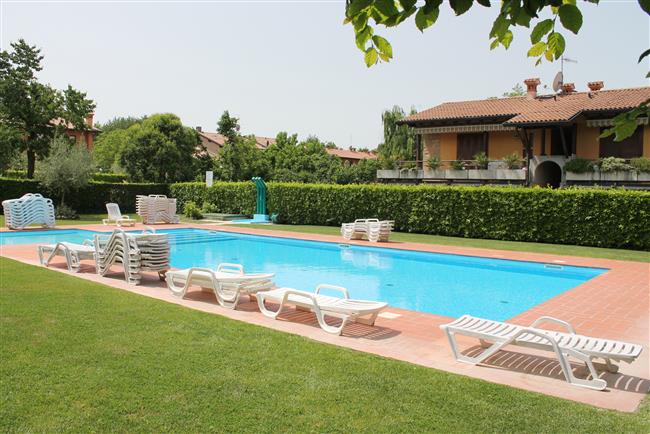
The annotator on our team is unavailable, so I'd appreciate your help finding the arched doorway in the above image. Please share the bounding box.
[533,161,562,188]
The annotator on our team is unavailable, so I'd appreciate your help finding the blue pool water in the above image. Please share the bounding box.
[0,228,607,320]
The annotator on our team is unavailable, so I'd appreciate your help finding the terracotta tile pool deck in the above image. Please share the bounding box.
[1,223,648,412]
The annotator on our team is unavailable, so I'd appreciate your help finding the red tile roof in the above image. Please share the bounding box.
[198,131,277,155]
[50,117,101,132]
[402,86,650,126]
[326,148,377,160]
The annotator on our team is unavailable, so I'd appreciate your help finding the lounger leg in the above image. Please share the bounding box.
[444,329,505,365]
[355,311,379,326]
[604,358,619,373]
[257,293,287,319]
[479,339,491,348]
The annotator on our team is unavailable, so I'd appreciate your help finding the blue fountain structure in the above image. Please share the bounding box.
[231,177,271,224]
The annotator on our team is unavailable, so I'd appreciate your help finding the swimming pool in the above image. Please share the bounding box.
[0,228,606,320]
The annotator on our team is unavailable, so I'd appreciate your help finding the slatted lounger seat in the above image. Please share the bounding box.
[440,315,644,390]
[341,219,394,242]
[136,195,180,224]
[102,203,136,227]
[2,193,55,230]
[257,284,388,335]
[38,242,95,272]
[94,229,170,285]
[165,263,275,309]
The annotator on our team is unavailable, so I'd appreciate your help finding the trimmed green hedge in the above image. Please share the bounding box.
[171,182,256,215]
[0,178,168,214]
[170,182,650,250]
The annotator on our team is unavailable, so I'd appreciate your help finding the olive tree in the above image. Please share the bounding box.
[36,136,94,212]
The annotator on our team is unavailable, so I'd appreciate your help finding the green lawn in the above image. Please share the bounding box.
[0,258,648,432]
[228,224,650,263]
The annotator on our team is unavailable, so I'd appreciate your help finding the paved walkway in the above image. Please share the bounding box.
[1,223,648,411]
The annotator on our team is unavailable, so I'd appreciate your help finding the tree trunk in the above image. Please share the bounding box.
[27,150,36,179]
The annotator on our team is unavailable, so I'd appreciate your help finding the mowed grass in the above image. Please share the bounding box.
[230,224,650,263]
[0,258,648,433]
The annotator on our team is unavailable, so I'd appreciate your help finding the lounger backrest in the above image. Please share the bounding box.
[106,203,123,220]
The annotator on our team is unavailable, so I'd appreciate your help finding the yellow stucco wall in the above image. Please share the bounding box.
[576,123,600,159]
[439,133,457,161]
[488,131,522,159]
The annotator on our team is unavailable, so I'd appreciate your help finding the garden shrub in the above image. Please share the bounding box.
[630,157,650,173]
[170,182,650,250]
[182,201,203,219]
[0,178,168,214]
[450,160,464,170]
[563,158,594,174]
[473,152,489,169]
[0,170,128,183]
[501,153,521,169]
[426,156,441,170]
[599,157,633,172]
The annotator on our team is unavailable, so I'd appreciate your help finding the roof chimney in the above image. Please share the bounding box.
[85,113,94,128]
[562,83,576,94]
[195,126,202,132]
[587,81,604,92]
[523,78,541,99]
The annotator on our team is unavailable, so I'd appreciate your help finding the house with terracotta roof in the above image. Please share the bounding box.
[326,148,377,165]
[51,113,101,150]
[195,127,276,156]
[382,80,650,187]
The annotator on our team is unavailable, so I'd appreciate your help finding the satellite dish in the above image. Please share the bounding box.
[552,71,564,92]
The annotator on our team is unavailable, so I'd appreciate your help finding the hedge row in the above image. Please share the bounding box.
[1,170,128,183]
[0,178,168,213]
[170,182,650,250]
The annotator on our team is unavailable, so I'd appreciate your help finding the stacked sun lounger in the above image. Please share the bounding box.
[341,218,394,242]
[93,229,170,284]
[135,195,180,224]
[2,193,55,230]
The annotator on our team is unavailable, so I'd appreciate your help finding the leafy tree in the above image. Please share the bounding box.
[503,83,526,97]
[94,116,145,134]
[0,39,95,178]
[333,158,379,184]
[36,136,93,208]
[344,0,649,140]
[0,124,20,173]
[119,114,201,183]
[377,106,417,160]
[93,129,131,171]
[214,136,264,181]
[217,110,240,143]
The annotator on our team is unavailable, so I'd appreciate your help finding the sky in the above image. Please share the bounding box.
[1,0,648,149]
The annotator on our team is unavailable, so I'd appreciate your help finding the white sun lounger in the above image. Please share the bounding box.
[257,284,388,335]
[38,241,96,272]
[440,315,644,390]
[165,263,275,309]
[102,203,136,227]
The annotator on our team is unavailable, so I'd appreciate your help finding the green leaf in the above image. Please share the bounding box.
[547,32,566,59]
[415,6,439,31]
[355,25,373,50]
[477,0,491,6]
[501,31,514,49]
[530,19,553,44]
[527,41,546,57]
[490,15,510,38]
[639,0,650,14]
[399,0,417,9]
[352,11,369,31]
[450,0,473,15]
[639,48,650,63]
[364,47,379,67]
[558,4,582,34]
[489,38,500,50]
[375,0,400,18]
[372,35,393,59]
[347,0,373,17]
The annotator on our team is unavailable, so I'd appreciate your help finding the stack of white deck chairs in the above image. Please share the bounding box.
[93,229,170,285]
[136,195,180,224]
[2,193,55,230]
[341,218,394,242]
